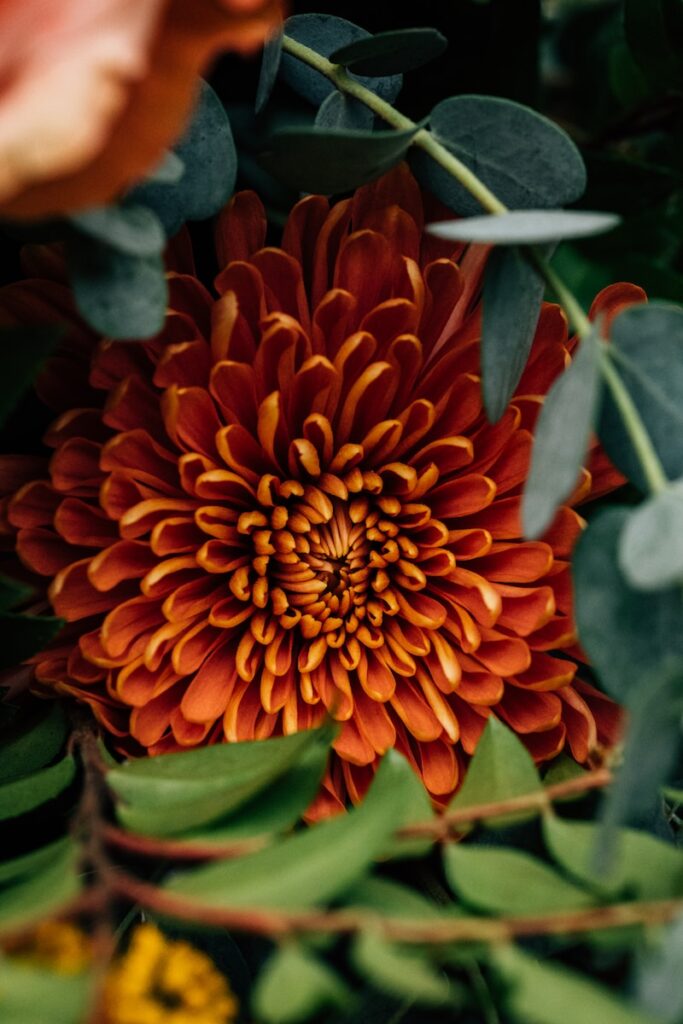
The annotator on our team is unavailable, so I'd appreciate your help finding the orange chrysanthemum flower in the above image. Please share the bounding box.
[0,167,640,815]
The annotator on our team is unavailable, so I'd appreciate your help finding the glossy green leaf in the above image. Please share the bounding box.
[109,728,331,837]
[444,845,594,915]
[428,210,620,245]
[252,946,349,1024]
[69,204,165,256]
[165,752,421,909]
[481,245,545,423]
[412,95,586,217]
[281,16,402,106]
[330,27,447,76]
[129,80,237,236]
[0,702,68,784]
[0,957,91,1024]
[619,481,683,589]
[0,326,62,428]
[352,930,454,1006]
[573,507,683,700]
[447,717,542,828]
[0,841,81,934]
[543,815,683,900]
[523,330,602,538]
[67,240,167,340]
[0,755,76,821]
[255,28,284,114]
[0,838,72,886]
[314,91,374,131]
[492,945,654,1024]
[259,123,420,195]
[599,303,683,490]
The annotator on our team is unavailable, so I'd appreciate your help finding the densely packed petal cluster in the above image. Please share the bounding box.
[0,167,636,814]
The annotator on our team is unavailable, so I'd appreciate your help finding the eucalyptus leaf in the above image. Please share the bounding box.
[259,123,421,195]
[492,945,654,1024]
[281,15,402,106]
[330,27,447,76]
[523,330,602,538]
[69,204,165,256]
[0,327,62,429]
[252,946,349,1024]
[67,239,167,340]
[412,95,586,217]
[444,845,594,915]
[0,957,91,1024]
[255,28,284,114]
[542,815,683,900]
[619,481,683,590]
[351,930,454,1006]
[428,210,620,245]
[0,755,76,821]
[164,752,421,909]
[0,702,68,784]
[481,246,545,422]
[447,717,542,829]
[145,150,184,185]
[0,841,81,934]
[314,92,374,131]
[573,507,683,701]
[599,303,683,490]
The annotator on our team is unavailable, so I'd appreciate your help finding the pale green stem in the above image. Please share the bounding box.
[280,32,669,495]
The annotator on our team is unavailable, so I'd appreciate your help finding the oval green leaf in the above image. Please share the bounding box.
[0,957,92,1024]
[428,210,620,245]
[0,755,76,822]
[619,480,683,589]
[255,28,284,114]
[314,91,374,131]
[0,702,68,784]
[69,204,165,256]
[0,841,81,935]
[352,930,454,1007]
[252,946,349,1024]
[523,330,602,538]
[412,95,586,216]
[330,27,447,76]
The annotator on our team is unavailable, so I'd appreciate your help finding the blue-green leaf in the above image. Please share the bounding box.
[428,210,620,245]
[330,27,447,76]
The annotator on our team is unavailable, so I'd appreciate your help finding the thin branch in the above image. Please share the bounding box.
[102,824,267,862]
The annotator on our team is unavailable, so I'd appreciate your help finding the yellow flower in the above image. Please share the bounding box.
[103,923,238,1024]
[4,919,91,975]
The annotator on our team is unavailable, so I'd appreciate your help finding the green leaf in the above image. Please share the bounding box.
[447,717,542,829]
[0,612,63,669]
[259,123,421,196]
[351,930,454,1006]
[0,957,92,1024]
[444,845,594,915]
[130,80,237,236]
[255,28,284,114]
[109,727,331,837]
[0,755,76,821]
[0,838,72,885]
[343,876,446,919]
[252,946,349,1024]
[0,702,68,784]
[428,210,620,245]
[412,95,586,217]
[624,0,683,92]
[179,736,331,843]
[144,150,184,185]
[542,815,683,900]
[67,240,167,340]
[619,481,683,589]
[0,327,62,429]
[573,507,683,700]
[481,246,545,423]
[492,945,654,1024]
[164,752,421,910]
[281,16,402,106]
[636,912,683,1023]
[314,92,374,131]
[599,303,683,490]
[523,330,602,538]
[0,576,33,613]
[0,841,81,934]
[69,204,165,256]
[330,27,447,76]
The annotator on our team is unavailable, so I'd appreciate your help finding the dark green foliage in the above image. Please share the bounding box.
[330,27,448,76]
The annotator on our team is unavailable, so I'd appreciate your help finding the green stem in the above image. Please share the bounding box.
[280,32,668,495]
[598,348,668,494]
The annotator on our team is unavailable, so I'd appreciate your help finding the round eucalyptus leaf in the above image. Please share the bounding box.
[619,480,683,590]
[315,91,374,131]
[330,27,448,76]
[69,204,166,256]
[255,28,284,114]
[282,14,402,106]
[428,210,620,245]
[412,95,586,216]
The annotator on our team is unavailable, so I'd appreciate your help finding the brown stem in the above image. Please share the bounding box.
[102,824,267,861]
[109,871,683,944]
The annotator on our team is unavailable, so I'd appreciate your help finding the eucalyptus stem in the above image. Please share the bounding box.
[280,32,668,496]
